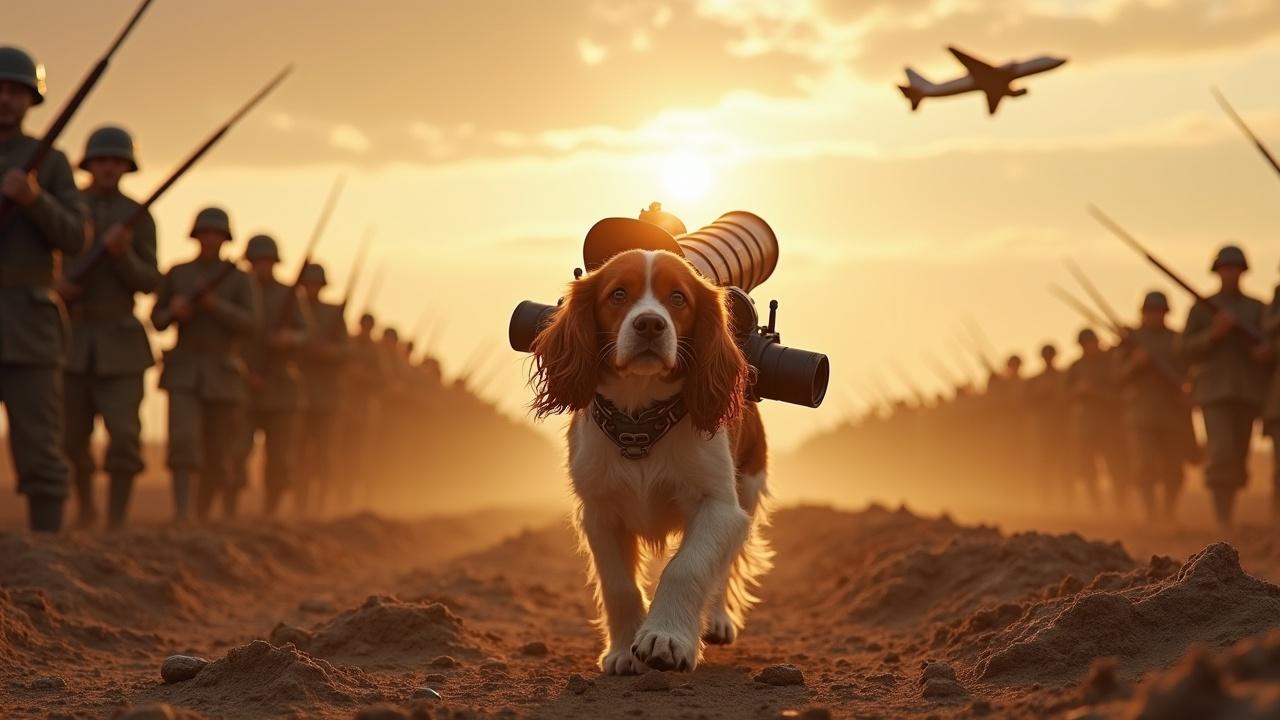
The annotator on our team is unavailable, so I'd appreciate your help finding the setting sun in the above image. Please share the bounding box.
[660,151,714,201]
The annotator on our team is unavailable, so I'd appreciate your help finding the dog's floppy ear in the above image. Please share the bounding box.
[684,278,748,434]
[530,273,601,419]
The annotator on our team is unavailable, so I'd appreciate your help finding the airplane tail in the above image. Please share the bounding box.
[899,67,931,111]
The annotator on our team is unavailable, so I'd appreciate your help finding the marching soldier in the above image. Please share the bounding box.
[151,207,259,521]
[60,126,159,529]
[341,312,388,508]
[1027,344,1069,506]
[1066,328,1131,511]
[1266,268,1280,520]
[233,234,307,516]
[1180,245,1270,529]
[1116,291,1194,519]
[296,263,348,514]
[0,47,89,532]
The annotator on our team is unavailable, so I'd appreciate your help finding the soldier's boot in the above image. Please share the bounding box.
[263,485,283,517]
[1210,487,1237,530]
[222,487,239,519]
[172,469,193,521]
[107,474,135,530]
[72,471,97,529]
[28,496,64,534]
[195,480,218,522]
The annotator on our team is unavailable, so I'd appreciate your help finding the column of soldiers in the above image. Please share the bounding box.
[0,46,455,532]
[832,243,1280,530]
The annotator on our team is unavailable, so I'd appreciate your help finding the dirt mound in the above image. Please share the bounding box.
[1116,629,1280,719]
[972,543,1280,687]
[147,640,382,719]
[305,596,488,669]
[843,529,1134,627]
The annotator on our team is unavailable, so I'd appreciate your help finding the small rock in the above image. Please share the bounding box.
[430,655,458,668]
[161,655,209,684]
[299,597,337,614]
[777,708,833,720]
[116,705,178,720]
[423,673,446,684]
[412,687,442,701]
[566,673,595,695]
[30,675,67,690]
[354,705,408,720]
[921,677,966,698]
[269,622,312,649]
[755,664,805,687]
[481,658,509,671]
[919,661,958,685]
[636,670,670,691]
[520,641,549,656]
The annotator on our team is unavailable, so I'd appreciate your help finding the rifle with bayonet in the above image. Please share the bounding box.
[339,226,374,317]
[64,65,293,291]
[1087,205,1266,345]
[271,175,346,335]
[0,0,154,224]
[1049,281,1186,390]
[1212,86,1280,180]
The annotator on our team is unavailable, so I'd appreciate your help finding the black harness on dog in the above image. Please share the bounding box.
[590,393,688,460]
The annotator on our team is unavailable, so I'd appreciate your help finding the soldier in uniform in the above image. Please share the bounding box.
[59,126,159,529]
[1116,291,1194,519]
[151,207,259,521]
[1180,245,1270,528]
[1027,343,1069,506]
[341,312,388,508]
[1067,328,1131,511]
[232,235,307,516]
[1265,266,1280,520]
[0,47,89,532]
[295,263,348,514]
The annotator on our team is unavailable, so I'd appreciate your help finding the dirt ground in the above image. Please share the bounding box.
[2,490,1280,719]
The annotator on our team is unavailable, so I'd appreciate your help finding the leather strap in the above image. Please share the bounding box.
[590,393,687,460]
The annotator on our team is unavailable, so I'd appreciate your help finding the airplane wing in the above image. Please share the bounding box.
[947,46,998,79]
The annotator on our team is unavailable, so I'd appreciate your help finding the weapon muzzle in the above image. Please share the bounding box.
[509,300,556,353]
[677,211,778,293]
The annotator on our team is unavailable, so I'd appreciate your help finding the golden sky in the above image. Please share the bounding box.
[15,0,1280,449]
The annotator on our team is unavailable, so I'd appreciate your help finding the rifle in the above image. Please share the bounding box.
[272,175,346,332]
[923,350,961,390]
[64,65,293,286]
[1063,258,1125,331]
[340,225,374,314]
[892,365,929,407]
[1087,205,1265,344]
[1212,86,1280,179]
[150,257,240,329]
[1050,282,1187,390]
[962,321,998,376]
[0,0,155,223]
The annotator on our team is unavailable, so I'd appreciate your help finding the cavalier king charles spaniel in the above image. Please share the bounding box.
[529,248,771,674]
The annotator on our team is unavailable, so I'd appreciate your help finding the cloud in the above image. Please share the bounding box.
[329,124,371,153]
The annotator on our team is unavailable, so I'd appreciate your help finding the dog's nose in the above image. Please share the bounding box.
[632,312,667,340]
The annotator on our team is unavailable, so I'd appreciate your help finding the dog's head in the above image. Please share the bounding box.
[529,249,747,434]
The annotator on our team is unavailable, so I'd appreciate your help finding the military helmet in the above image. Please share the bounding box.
[1141,290,1169,311]
[0,47,46,105]
[299,262,328,286]
[244,234,281,262]
[1039,343,1057,358]
[382,327,400,343]
[1211,244,1248,272]
[190,206,232,240]
[1077,328,1098,344]
[80,125,139,172]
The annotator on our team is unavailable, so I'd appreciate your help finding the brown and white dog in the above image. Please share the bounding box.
[530,248,771,674]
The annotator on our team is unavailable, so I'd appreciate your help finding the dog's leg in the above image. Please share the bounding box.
[705,470,772,645]
[632,499,750,671]
[579,506,648,675]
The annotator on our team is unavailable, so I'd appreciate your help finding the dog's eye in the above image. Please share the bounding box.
[670,291,686,308]
[610,288,627,304]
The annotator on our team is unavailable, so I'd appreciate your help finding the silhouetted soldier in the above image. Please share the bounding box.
[296,262,348,514]
[60,126,159,529]
[1067,328,1131,511]
[1027,344,1069,505]
[233,234,308,516]
[1117,291,1193,519]
[1180,245,1270,528]
[151,207,259,521]
[1260,261,1280,519]
[0,47,89,532]
[342,312,388,507]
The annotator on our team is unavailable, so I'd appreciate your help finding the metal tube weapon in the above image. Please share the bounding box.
[65,65,293,285]
[0,0,155,223]
[273,175,346,332]
[1049,283,1186,389]
[1063,258,1125,331]
[1087,204,1265,344]
[1049,283,1113,339]
[1212,86,1280,179]
[340,225,374,313]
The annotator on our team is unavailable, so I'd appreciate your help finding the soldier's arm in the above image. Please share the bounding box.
[150,272,175,331]
[22,152,90,253]
[206,272,260,336]
[1178,302,1215,361]
[110,209,161,293]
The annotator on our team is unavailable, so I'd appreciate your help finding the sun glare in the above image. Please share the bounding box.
[660,151,714,201]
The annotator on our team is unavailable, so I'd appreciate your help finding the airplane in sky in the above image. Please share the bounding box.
[898,47,1068,115]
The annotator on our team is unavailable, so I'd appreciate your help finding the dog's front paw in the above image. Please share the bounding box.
[631,621,699,672]
[702,607,737,645]
[601,646,647,675]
